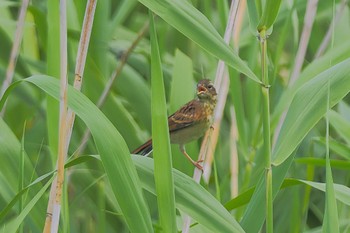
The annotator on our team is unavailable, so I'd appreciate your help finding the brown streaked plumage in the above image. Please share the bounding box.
[132,79,217,170]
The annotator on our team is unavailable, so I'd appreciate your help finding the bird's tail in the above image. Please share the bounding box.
[132,139,153,156]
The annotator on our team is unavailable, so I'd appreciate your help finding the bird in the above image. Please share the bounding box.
[132,79,217,171]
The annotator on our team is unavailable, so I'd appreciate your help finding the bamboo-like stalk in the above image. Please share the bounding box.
[259,29,273,233]
[76,21,149,155]
[273,0,320,148]
[182,1,240,232]
[43,1,97,231]
[202,0,240,181]
[233,0,246,52]
[230,0,245,198]
[65,0,97,150]
[44,0,68,232]
[230,107,239,198]
[0,0,29,116]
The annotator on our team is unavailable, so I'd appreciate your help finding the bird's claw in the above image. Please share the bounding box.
[194,160,204,171]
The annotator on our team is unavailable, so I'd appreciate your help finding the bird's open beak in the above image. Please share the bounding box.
[197,85,206,94]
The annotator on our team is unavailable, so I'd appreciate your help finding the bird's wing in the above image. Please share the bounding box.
[168,100,201,133]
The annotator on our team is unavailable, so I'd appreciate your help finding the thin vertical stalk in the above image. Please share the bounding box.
[230,0,245,199]
[259,29,273,233]
[19,123,26,233]
[52,0,68,230]
[43,0,68,232]
[0,0,29,116]
[230,107,239,198]
[65,0,97,150]
[44,1,96,231]
[182,1,239,232]
[202,0,240,180]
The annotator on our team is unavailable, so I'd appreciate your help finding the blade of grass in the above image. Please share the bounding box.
[132,155,245,233]
[0,0,29,116]
[46,0,60,158]
[37,153,246,232]
[271,42,350,130]
[273,0,320,147]
[328,110,350,145]
[0,75,154,233]
[0,172,55,221]
[295,158,350,170]
[149,12,177,233]
[137,0,261,84]
[3,176,55,233]
[246,0,259,35]
[240,154,294,232]
[314,137,350,160]
[77,21,149,154]
[225,177,350,211]
[18,122,26,233]
[257,0,282,31]
[322,81,339,233]
[273,58,350,165]
[314,0,348,58]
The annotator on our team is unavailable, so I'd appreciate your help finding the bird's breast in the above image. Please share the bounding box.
[170,101,214,145]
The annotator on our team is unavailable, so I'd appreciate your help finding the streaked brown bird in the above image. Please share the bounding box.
[132,79,217,170]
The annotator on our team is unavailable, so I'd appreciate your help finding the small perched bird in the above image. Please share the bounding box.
[132,79,217,170]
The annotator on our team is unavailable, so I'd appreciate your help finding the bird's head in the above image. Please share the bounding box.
[196,79,217,102]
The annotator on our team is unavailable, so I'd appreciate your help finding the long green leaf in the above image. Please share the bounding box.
[132,156,245,233]
[3,176,54,233]
[257,0,282,31]
[328,110,350,145]
[0,172,55,221]
[150,13,177,233]
[45,153,245,232]
[0,118,45,229]
[46,0,60,157]
[225,177,350,211]
[273,58,350,165]
[314,137,350,160]
[137,0,260,84]
[295,157,350,170]
[240,154,294,232]
[271,43,350,128]
[0,76,153,233]
[323,86,339,233]
[246,0,259,35]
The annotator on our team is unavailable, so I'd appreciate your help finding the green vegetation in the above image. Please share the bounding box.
[0,0,350,232]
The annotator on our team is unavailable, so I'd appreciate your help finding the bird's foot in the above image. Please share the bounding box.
[194,160,204,171]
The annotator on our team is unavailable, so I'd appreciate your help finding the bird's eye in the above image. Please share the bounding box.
[207,84,214,89]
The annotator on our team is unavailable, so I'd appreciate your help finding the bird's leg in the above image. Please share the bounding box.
[179,145,203,171]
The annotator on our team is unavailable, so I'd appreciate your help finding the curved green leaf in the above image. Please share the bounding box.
[257,0,282,31]
[0,75,153,233]
[132,155,245,233]
[137,0,260,84]
[273,58,350,165]
[2,176,54,233]
[26,152,245,232]
[225,177,350,211]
